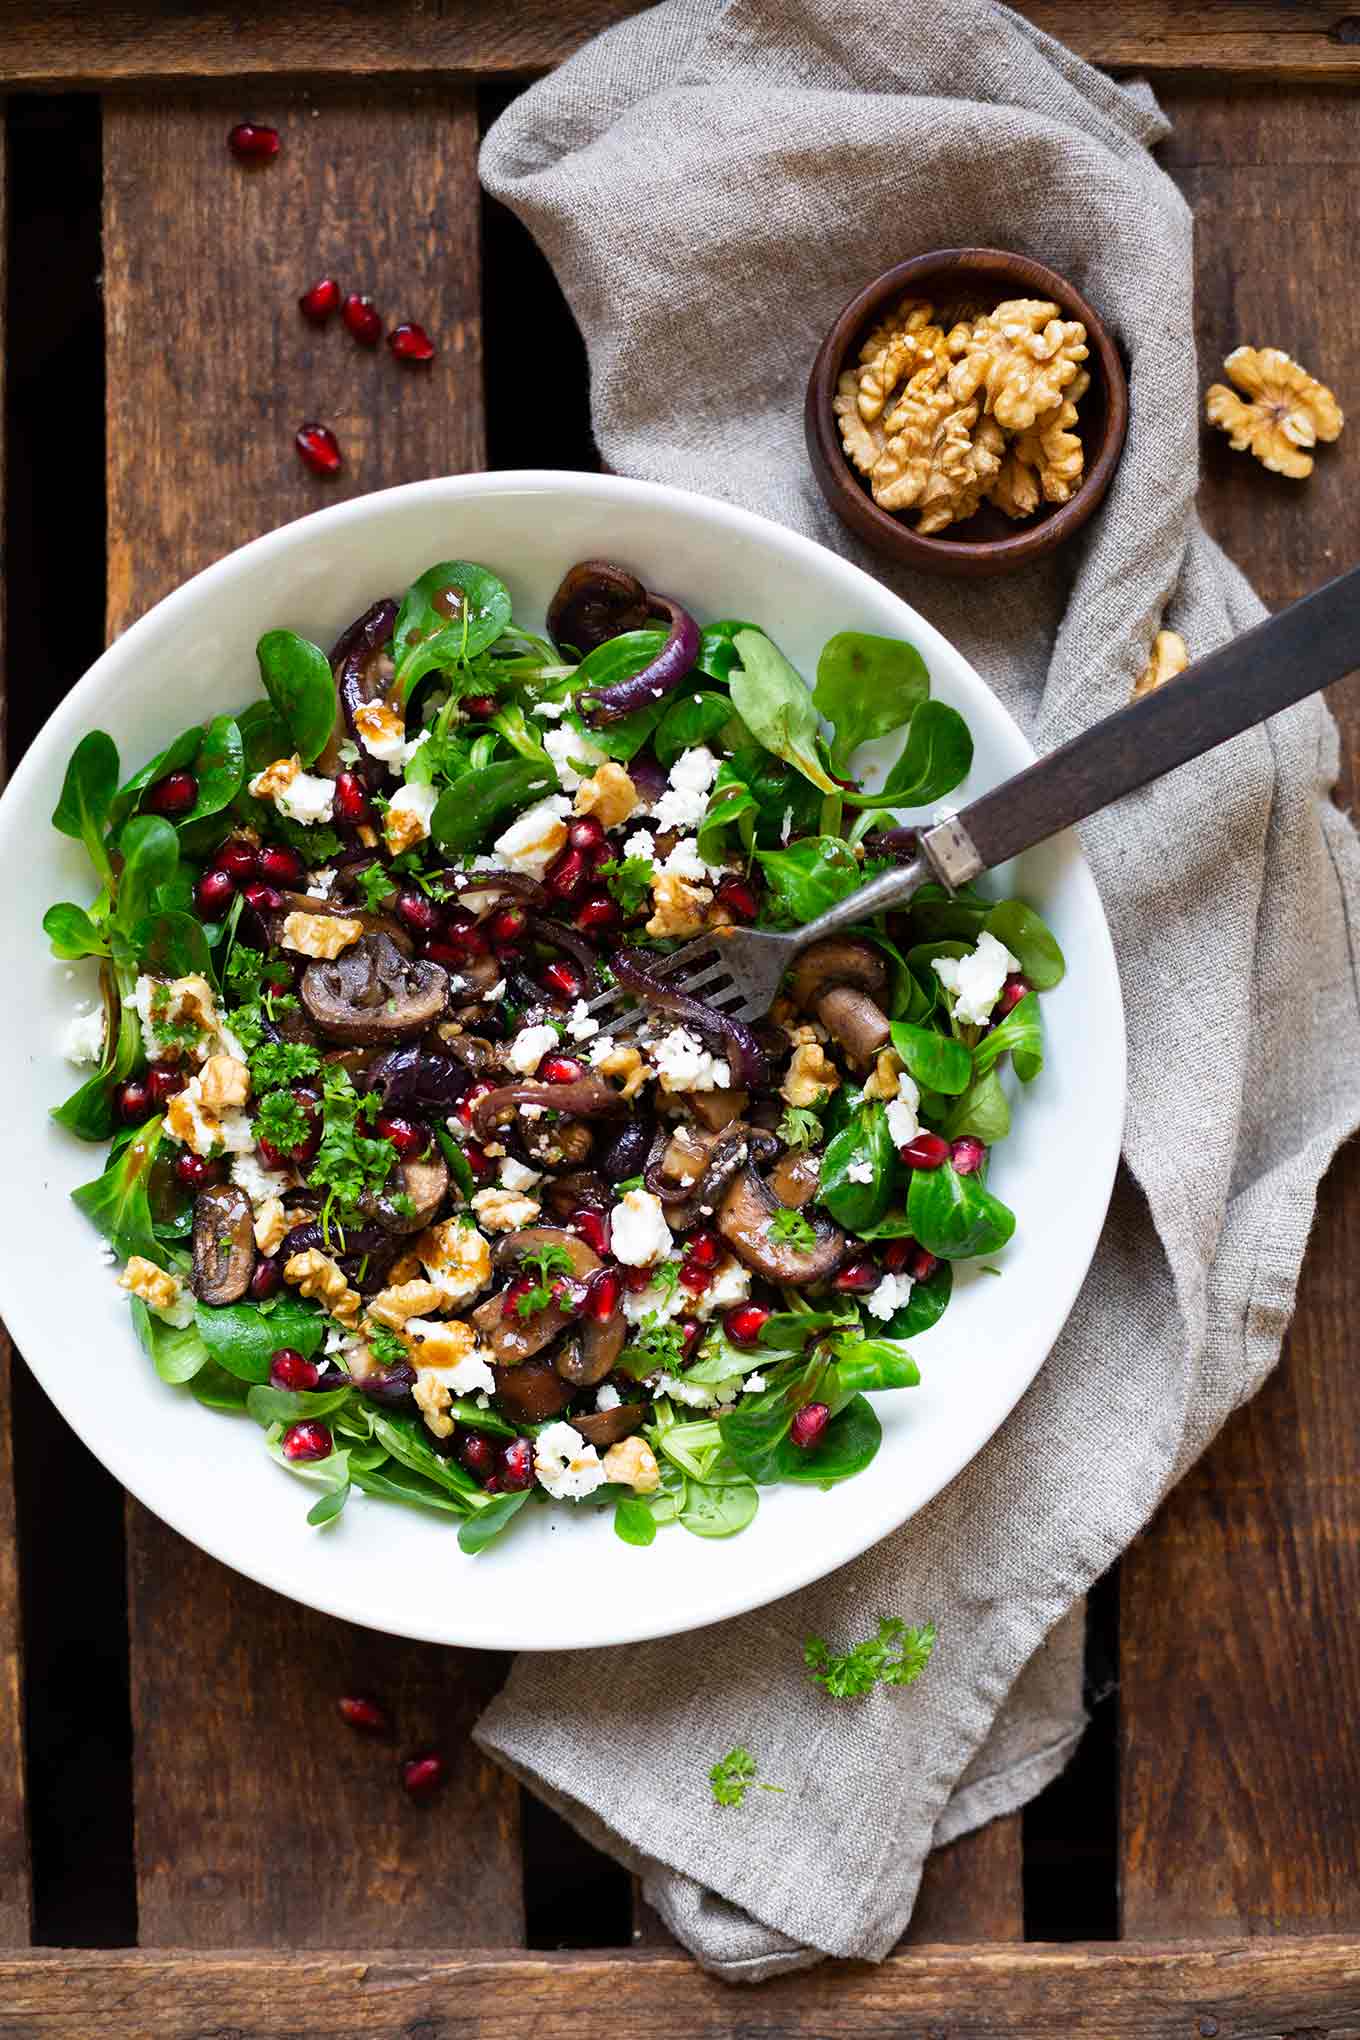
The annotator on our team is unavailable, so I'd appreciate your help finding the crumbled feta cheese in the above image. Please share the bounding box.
[621,1267,690,1325]
[507,1023,559,1075]
[520,1103,545,1120]
[232,1150,290,1207]
[498,1157,542,1193]
[623,828,656,862]
[588,1035,616,1067]
[743,1372,767,1394]
[610,1187,673,1267]
[845,1159,875,1184]
[384,779,438,854]
[544,721,607,793]
[650,1025,731,1094]
[354,701,427,773]
[651,746,719,832]
[417,1219,492,1302]
[62,1004,106,1066]
[566,998,599,1043]
[662,836,726,884]
[932,929,1020,1027]
[654,1372,740,1409]
[403,1322,497,1396]
[533,1420,606,1500]
[533,696,569,720]
[595,1382,622,1412]
[885,1078,923,1149]
[249,758,335,826]
[305,868,337,899]
[693,1255,751,1317]
[493,795,571,878]
[866,1270,914,1322]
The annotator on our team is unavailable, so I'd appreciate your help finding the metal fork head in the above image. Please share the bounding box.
[584,924,799,1041]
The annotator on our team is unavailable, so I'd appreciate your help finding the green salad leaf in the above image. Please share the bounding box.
[813,631,929,773]
[256,629,336,766]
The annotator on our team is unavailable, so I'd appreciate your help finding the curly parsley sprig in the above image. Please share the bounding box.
[709,1746,785,1809]
[803,1617,937,1699]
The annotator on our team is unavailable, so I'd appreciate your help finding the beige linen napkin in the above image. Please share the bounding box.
[475,0,1360,1978]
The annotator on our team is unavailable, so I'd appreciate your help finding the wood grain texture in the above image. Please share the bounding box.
[4,2,1360,84]
[104,89,520,1947]
[2,1942,1360,2033]
[904,1818,1024,1943]
[1119,84,1360,1940]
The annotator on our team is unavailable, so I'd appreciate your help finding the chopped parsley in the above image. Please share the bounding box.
[254,1087,311,1155]
[306,1064,398,1221]
[619,1312,688,1377]
[803,1617,937,1700]
[366,1323,411,1369]
[599,855,654,917]
[776,1105,823,1150]
[650,1257,681,1300]
[250,1039,321,1092]
[708,1746,784,1809]
[512,1239,576,1317]
[355,863,398,912]
[767,1206,817,1251]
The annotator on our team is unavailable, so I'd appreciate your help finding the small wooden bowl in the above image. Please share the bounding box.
[805,248,1129,578]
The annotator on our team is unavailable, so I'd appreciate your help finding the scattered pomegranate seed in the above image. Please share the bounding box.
[833,1258,879,1293]
[376,1113,428,1158]
[679,1260,713,1295]
[791,1403,830,1450]
[951,1136,987,1176]
[457,1430,495,1479]
[270,1348,320,1391]
[545,846,588,902]
[298,276,341,324]
[257,843,304,885]
[568,814,606,855]
[282,1420,332,1463]
[879,1238,913,1273]
[585,1266,620,1320]
[242,881,284,914]
[217,839,259,882]
[401,1752,447,1801]
[907,1246,939,1283]
[146,1064,188,1108]
[724,1303,770,1347]
[143,770,197,819]
[677,1318,702,1357]
[575,894,620,935]
[394,886,441,940]
[540,1052,586,1084]
[174,1152,222,1191]
[621,1266,654,1294]
[487,904,526,949]
[551,1276,589,1317]
[250,1256,282,1301]
[114,1079,150,1126]
[338,1694,390,1735]
[900,1132,950,1171]
[997,975,1031,1016]
[388,321,436,363]
[502,1274,538,1317]
[195,868,236,919]
[427,924,490,967]
[462,694,497,720]
[456,1079,498,1126]
[295,421,343,477]
[573,1209,611,1257]
[684,1228,722,1270]
[333,771,372,824]
[341,293,382,347]
[541,962,584,1003]
[227,121,280,163]
[500,1438,534,1490]
[462,1143,490,1179]
[715,874,759,922]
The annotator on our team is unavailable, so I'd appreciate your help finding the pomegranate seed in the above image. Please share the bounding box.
[395,887,441,940]
[684,1228,722,1270]
[880,1238,912,1273]
[541,961,583,1003]
[585,1267,620,1320]
[227,121,280,163]
[715,874,759,922]
[900,1132,950,1171]
[502,1274,538,1316]
[114,1079,150,1125]
[622,1266,654,1294]
[337,1694,389,1735]
[573,1209,611,1257]
[295,421,343,477]
[270,1348,320,1391]
[456,1079,497,1126]
[487,904,526,948]
[282,1420,332,1463]
[257,843,304,884]
[791,1403,830,1450]
[195,868,236,919]
[723,1303,770,1347]
[951,1136,987,1176]
[678,1318,702,1357]
[388,321,436,363]
[298,276,341,323]
[482,1473,504,1495]
[907,1246,939,1283]
[997,975,1031,1016]
[462,694,497,719]
[146,1064,187,1108]
[679,1260,713,1295]
[143,770,197,819]
[540,1053,585,1084]
[341,293,382,347]
[462,1143,490,1180]
[500,1438,534,1490]
[376,1113,428,1158]
[217,839,259,882]
[545,846,588,901]
[567,815,606,855]
[401,1753,447,1801]
[426,927,490,967]
[833,1258,879,1294]
[242,881,283,914]
[575,894,621,935]
[249,1256,282,1301]
[174,1151,223,1191]
[333,771,372,824]
[551,1277,589,1316]
[457,1430,495,1478]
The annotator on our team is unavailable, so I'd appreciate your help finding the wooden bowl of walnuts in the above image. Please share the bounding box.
[806,248,1129,578]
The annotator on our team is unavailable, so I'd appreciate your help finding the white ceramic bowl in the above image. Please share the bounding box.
[0,472,1124,1651]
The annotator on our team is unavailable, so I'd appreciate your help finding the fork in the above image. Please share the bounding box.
[583,560,1360,1037]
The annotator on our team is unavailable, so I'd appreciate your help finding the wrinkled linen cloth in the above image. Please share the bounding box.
[475,0,1360,1979]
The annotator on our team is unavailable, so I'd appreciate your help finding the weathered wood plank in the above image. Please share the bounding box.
[4,2,1360,85]
[103,87,520,1947]
[904,1819,1024,1943]
[1119,83,1360,1940]
[3,1942,1360,2034]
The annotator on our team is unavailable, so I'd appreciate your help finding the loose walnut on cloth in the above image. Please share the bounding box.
[479,0,1360,1981]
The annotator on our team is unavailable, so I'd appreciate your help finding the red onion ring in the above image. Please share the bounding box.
[525,914,601,988]
[609,951,766,1090]
[579,594,702,725]
[470,1077,627,1139]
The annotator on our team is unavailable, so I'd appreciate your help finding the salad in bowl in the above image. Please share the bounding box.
[45,551,1064,1555]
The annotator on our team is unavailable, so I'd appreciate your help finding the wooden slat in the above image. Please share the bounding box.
[1120,83,1360,1939]
[4,2,1360,85]
[103,87,521,1947]
[4,1942,1360,2034]
[905,1820,1024,1943]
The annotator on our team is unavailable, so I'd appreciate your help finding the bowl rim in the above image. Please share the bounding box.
[806,245,1130,574]
[1,468,1127,1650]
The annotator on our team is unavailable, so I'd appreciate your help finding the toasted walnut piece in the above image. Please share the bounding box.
[285,1247,361,1323]
[861,1050,906,1102]
[988,444,1042,521]
[199,1053,250,1115]
[250,755,301,802]
[596,1043,651,1100]
[869,365,956,513]
[383,804,430,858]
[1206,345,1344,479]
[412,1372,455,1439]
[948,299,1088,434]
[916,409,1005,535]
[385,1250,423,1285]
[119,1255,184,1316]
[253,1196,289,1256]
[987,371,1088,519]
[470,1187,541,1233]
[1133,629,1190,701]
[857,296,934,367]
[835,367,886,477]
[782,1040,841,1109]
[367,1277,447,1329]
[646,870,713,940]
[858,318,946,424]
[602,1435,661,1494]
[416,1219,492,1303]
[280,911,363,961]
[574,760,638,828]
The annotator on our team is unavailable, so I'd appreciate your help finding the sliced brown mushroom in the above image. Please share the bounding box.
[766,1148,821,1209]
[717,1165,846,1286]
[789,937,892,1066]
[554,1307,626,1388]
[191,1183,256,1305]
[491,1355,574,1424]
[471,1229,602,1364]
[678,1088,750,1133]
[572,1403,647,1449]
[362,1151,450,1235]
[300,933,448,1046]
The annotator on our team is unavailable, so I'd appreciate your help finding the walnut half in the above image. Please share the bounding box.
[1205,346,1343,480]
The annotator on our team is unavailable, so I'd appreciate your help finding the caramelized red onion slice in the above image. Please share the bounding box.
[469,1076,627,1140]
[609,951,766,1091]
[524,914,601,988]
[325,598,400,786]
[578,593,702,724]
